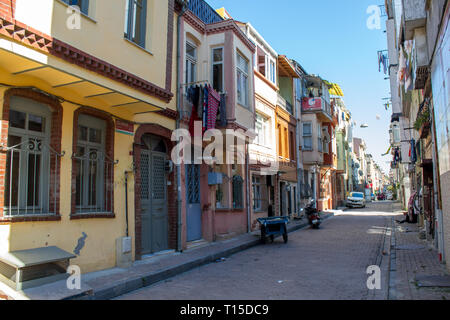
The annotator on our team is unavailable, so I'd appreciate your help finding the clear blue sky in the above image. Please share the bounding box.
[207,0,392,174]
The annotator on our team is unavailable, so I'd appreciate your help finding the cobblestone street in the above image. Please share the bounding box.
[116,201,450,300]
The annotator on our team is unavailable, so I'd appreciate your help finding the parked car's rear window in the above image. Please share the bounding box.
[351,193,364,198]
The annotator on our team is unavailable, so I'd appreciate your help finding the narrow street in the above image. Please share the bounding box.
[117,202,396,300]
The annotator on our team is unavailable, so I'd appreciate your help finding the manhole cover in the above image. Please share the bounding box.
[416,275,450,287]
[395,244,426,250]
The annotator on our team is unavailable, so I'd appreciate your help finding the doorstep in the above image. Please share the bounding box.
[13,213,334,300]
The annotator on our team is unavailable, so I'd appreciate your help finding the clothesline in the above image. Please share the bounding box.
[181,80,228,95]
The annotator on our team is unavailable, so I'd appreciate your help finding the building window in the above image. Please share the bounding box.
[269,60,276,84]
[236,52,249,107]
[318,125,323,153]
[303,122,312,151]
[215,164,229,209]
[255,113,269,146]
[74,114,113,214]
[186,42,197,85]
[232,175,244,209]
[62,0,89,15]
[257,47,267,77]
[3,96,62,216]
[124,0,147,47]
[284,127,288,158]
[212,47,224,93]
[289,130,295,161]
[252,176,262,211]
[295,78,302,101]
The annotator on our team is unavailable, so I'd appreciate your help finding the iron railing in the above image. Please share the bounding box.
[2,139,65,216]
[72,150,117,214]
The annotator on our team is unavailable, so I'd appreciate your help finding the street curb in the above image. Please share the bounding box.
[81,213,335,300]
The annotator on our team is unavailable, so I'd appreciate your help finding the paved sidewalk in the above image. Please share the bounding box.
[70,212,333,300]
[389,203,450,300]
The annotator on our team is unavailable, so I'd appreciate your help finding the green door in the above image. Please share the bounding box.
[140,136,168,255]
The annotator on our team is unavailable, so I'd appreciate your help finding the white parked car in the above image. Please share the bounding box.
[346,192,366,208]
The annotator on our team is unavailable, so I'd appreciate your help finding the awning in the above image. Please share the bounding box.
[323,80,344,97]
[278,55,299,78]
[0,47,165,114]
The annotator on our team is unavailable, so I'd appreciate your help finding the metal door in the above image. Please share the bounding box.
[140,149,168,254]
[186,164,202,242]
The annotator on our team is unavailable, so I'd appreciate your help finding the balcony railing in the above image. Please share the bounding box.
[302,97,332,118]
[188,0,223,25]
[2,139,65,216]
[277,94,293,114]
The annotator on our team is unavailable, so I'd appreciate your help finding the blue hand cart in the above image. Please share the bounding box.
[257,216,289,244]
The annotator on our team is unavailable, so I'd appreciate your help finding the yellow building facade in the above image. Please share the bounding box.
[0,0,179,273]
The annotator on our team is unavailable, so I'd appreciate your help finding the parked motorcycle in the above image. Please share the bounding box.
[304,199,321,229]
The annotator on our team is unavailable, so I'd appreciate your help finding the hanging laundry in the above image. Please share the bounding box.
[202,85,209,133]
[398,45,406,85]
[410,139,417,163]
[219,93,227,127]
[206,85,220,130]
[188,85,202,138]
[378,51,389,74]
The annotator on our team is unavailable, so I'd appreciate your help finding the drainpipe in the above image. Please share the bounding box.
[430,103,445,262]
[124,171,130,237]
[246,143,251,233]
[176,1,188,252]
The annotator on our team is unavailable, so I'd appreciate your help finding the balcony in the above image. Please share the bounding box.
[277,94,293,115]
[402,0,427,40]
[412,28,430,89]
[302,97,332,122]
[188,0,223,25]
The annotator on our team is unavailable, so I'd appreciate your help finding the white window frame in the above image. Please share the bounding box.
[124,0,148,48]
[5,97,52,215]
[269,59,276,84]
[236,52,249,108]
[186,41,197,85]
[252,175,262,211]
[302,122,313,151]
[255,113,269,146]
[75,115,107,213]
[211,46,224,93]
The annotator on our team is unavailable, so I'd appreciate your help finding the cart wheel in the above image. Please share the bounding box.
[261,226,267,244]
[283,225,288,243]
